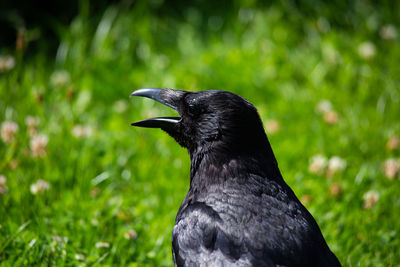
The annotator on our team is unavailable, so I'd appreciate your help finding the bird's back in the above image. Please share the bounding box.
[172,173,340,267]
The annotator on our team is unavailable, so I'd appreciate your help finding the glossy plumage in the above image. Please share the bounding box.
[131,88,341,267]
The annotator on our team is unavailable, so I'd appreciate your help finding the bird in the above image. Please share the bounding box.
[130,88,341,267]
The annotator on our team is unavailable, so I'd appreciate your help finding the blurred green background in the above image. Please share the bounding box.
[1,0,400,266]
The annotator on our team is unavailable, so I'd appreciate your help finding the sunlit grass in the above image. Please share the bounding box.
[1,2,400,266]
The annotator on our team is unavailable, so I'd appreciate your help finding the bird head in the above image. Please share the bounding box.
[131,88,272,157]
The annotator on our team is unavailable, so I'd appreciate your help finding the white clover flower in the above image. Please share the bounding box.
[316,99,333,114]
[383,158,400,180]
[309,154,328,175]
[0,175,7,195]
[386,137,399,151]
[71,125,93,138]
[264,119,280,135]
[358,42,376,59]
[124,229,138,240]
[30,179,50,195]
[363,190,379,209]
[75,253,85,261]
[30,134,49,157]
[25,116,39,128]
[0,187,7,195]
[51,235,67,248]
[25,116,40,136]
[323,110,339,125]
[0,175,6,186]
[95,241,110,248]
[1,121,19,143]
[328,156,346,173]
[0,55,16,72]
[380,24,397,40]
[50,70,70,88]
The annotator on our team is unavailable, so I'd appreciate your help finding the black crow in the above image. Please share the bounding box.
[130,88,341,267]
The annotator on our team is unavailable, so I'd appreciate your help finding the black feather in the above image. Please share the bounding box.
[132,89,341,267]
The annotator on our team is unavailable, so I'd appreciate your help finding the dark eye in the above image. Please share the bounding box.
[187,103,197,117]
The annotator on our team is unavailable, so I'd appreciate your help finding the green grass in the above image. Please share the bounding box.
[1,2,400,266]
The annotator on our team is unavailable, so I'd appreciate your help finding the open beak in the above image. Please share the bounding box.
[130,88,184,131]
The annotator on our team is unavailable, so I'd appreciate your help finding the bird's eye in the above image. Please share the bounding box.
[187,104,197,117]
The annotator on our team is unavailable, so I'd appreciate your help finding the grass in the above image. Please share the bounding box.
[1,1,400,266]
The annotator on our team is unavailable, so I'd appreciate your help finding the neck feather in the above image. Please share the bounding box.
[188,143,282,193]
